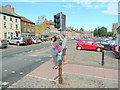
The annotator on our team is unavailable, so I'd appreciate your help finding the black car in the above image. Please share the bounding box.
[94,40,112,50]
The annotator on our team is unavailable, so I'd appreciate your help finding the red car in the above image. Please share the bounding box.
[26,37,33,45]
[76,39,104,52]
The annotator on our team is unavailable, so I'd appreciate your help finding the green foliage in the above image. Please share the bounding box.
[107,32,113,37]
[79,28,84,32]
[35,16,48,36]
[94,26,108,37]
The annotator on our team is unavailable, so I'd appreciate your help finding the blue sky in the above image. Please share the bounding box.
[2,1,118,31]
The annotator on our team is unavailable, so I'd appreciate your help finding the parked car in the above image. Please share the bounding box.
[31,37,41,44]
[76,39,104,52]
[0,39,8,48]
[26,37,33,45]
[37,38,42,43]
[8,37,27,46]
[94,40,112,50]
[112,34,120,59]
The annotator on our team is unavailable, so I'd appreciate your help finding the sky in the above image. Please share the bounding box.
[1,0,119,31]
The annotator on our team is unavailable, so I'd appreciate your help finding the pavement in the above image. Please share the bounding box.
[8,60,119,88]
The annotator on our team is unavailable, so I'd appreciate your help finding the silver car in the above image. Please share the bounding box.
[0,39,8,48]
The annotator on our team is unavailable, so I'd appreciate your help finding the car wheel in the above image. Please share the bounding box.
[17,42,20,46]
[96,47,101,52]
[76,46,82,50]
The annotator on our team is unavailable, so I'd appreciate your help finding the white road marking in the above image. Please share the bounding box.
[11,71,15,73]
[29,55,37,56]
[20,72,23,75]
[2,82,9,86]
[0,86,1,89]
[4,70,7,72]
[41,61,44,62]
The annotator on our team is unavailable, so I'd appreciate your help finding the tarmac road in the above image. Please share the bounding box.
[1,42,51,88]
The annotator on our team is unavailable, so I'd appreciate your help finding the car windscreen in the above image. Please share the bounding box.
[101,41,108,45]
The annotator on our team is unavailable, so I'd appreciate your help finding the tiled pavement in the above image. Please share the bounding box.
[28,60,119,81]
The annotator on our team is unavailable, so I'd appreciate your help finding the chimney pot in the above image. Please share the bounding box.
[11,6,15,12]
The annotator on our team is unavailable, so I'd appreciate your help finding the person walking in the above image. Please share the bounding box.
[61,34,68,64]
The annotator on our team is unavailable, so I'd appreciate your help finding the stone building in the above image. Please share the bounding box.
[0,5,21,39]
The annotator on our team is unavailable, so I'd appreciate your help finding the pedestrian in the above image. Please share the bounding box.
[61,34,68,64]
[51,36,61,69]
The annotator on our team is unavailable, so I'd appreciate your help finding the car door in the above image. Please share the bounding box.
[10,38,15,44]
[80,40,86,49]
[84,41,94,50]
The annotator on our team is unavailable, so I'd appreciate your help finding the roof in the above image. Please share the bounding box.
[21,16,35,24]
[0,5,20,18]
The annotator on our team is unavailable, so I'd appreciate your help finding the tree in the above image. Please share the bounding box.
[35,16,47,37]
[79,28,84,32]
[94,26,107,37]
[107,32,113,37]
[94,28,99,37]
[36,16,46,25]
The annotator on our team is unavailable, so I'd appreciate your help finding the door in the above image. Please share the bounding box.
[85,41,96,50]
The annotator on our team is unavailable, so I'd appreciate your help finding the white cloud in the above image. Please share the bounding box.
[102,2,118,15]
[2,0,119,15]
[74,0,119,15]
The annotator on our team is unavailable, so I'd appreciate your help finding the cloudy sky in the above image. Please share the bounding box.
[1,0,119,31]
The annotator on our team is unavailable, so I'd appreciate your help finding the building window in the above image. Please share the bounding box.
[3,16,6,20]
[16,24,18,30]
[24,23,26,25]
[4,22,6,28]
[10,17,12,21]
[10,23,13,29]
[4,33,7,38]
[24,28,26,32]
[16,19,17,22]
[28,28,30,32]
[32,24,34,27]
[28,23,30,26]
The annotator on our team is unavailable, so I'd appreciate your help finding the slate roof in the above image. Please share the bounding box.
[20,16,35,24]
[0,5,20,18]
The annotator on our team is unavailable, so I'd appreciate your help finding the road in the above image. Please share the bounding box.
[1,42,51,88]
[1,40,119,88]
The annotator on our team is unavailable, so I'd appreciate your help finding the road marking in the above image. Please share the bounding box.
[41,61,44,62]
[20,72,23,75]
[4,70,7,72]
[29,55,37,56]
[0,86,1,89]
[11,71,15,74]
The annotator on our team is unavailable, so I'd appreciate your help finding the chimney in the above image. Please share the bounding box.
[11,6,15,12]
[5,5,11,9]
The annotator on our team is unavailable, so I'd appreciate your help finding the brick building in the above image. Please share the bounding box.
[21,16,35,36]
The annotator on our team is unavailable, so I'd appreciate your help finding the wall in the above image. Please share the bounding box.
[1,14,21,39]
